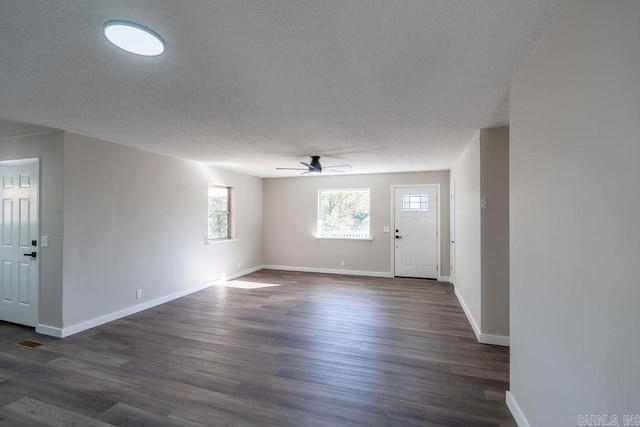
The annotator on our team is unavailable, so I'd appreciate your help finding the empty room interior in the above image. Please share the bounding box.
[0,1,638,426]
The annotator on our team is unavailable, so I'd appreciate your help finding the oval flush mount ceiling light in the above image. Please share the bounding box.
[103,20,165,56]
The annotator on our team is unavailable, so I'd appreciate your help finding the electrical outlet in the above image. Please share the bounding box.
[238,261,242,269]
[340,260,345,266]
[41,236,49,247]
[136,290,142,299]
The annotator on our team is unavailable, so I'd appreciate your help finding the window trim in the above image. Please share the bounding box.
[314,236,373,241]
[207,185,232,241]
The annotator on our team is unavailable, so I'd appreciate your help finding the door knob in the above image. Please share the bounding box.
[395,235,402,239]
[23,252,37,258]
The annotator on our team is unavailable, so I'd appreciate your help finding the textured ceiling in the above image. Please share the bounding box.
[0,0,568,177]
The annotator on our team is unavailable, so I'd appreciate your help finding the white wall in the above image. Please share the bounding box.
[480,127,509,338]
[509,1,640,425]
[61,132,263,331]
[450,132,482,329]
[450,128,510,344]
[0,131,65,328]
[263,171,450,277]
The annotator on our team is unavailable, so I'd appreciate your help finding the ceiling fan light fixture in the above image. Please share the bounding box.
[103,20,165,57]
[309,156,322,170]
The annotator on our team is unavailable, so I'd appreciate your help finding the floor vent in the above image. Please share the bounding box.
[16,340,43,349]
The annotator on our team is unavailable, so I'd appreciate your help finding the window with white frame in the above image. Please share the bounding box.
[318,189,370,239]
[402,193,430,212]
[208,185,231,240]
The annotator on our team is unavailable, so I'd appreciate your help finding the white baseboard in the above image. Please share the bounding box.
[36,265,263,339]
[263,265,449,281]
[506,391,530,427]
[453,285,482,340]
[479,333,510,346]
[262,264,393,278]
[35,324,63,337]
[218,265,265,282]
[452,285,510,347]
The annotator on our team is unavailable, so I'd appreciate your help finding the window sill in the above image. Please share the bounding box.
[205,238,239,245]
[314,236,373,241]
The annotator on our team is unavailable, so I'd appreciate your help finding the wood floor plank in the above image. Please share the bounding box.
[96,402,202,427]
[0,397,113,427]
[0,376,117,417]
[0,269,515,426]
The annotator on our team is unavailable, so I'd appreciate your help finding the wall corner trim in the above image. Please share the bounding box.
[38,265,263,338]
[453,284,510,347]
[479,333,510,347]
[35,324,64,338]
[506,391,530,427]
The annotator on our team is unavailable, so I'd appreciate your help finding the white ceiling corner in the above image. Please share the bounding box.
[0,0,569,177]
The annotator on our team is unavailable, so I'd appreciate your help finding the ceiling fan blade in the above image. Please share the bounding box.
[300,162,311,168]
[276,167,308,170]
[300,171,310,175]
[322,164,352,169]
[325,168,346,173]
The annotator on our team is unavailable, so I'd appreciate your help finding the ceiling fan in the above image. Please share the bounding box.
[276,156,352,174]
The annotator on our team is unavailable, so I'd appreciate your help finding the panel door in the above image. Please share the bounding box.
[394,186,438,279]
[0,160,39,327]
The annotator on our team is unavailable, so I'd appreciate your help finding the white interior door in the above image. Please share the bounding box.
[450,180,455,284]
[0,159,39,327]
[394,186,438,279]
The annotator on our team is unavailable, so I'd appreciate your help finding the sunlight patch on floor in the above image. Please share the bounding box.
[220,280,281,289]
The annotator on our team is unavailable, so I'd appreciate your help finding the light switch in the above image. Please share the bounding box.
[383,226,390,233]
[41,236,49,247]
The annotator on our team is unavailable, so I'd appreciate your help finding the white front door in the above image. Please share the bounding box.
[394,186,438,279]
[0,159,39,327]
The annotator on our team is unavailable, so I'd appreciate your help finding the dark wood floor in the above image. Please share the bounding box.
[0,270,516,426]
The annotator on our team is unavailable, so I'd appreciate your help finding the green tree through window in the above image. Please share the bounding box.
[208,186,230,239]
[318,189,370,238]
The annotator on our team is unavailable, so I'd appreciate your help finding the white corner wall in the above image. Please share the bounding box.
[509,1,640,425]
[480,127,509,339]
[263,171,450,277]
[450,128,510,346]
[60,132,263,335]
[450,132,482,333]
